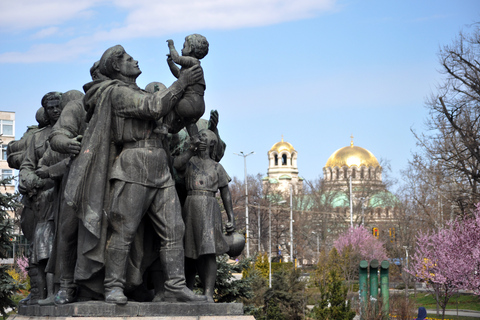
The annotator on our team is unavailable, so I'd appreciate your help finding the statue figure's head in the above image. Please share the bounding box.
[60,90,84,109]
[41,91,63,125]
[99,45,141,81]
[184,34,209,60]
[90,60,109,81]
[35,107,48,128]
[145,81,167,93]
[199,129,218,160]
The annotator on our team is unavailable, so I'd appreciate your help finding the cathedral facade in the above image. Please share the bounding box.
[261,136,399,265]
[321,139,398,225]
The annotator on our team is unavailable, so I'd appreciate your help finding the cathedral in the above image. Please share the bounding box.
[262,136,399,264]
[321,138,398,224]
[263,136,397,217]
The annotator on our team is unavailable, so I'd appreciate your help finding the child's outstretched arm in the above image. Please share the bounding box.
[173,140,203,172]
[167,54,180,78]
[220,185,235,232]
[167,39,199,68]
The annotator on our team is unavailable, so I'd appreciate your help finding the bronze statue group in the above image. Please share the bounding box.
[8,36,240,306]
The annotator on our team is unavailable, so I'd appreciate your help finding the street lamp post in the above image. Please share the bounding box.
[269,199,286,288]
[258,202,261,252]
[403,246,410,300]
[311,231,320,262]
[349,175,353,228]
[359,197,366,226]
[269,202,272,288]
[234,151,254,257]
[289,185,294,263]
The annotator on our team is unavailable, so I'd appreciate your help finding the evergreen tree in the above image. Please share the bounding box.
[212,254,254,303]
[262,269,306,320]
[311,248,356,320]
[313,248,342,289]
[0,178,21,318]
[253,252,269,280]
[242,268,267,317]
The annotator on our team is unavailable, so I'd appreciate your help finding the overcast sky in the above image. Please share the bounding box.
[1,0,479,188]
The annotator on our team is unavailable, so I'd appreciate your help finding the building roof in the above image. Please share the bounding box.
[269,137,295,154]
[316,190,398,209]
[325,142,380,168]
[368,190,399,208]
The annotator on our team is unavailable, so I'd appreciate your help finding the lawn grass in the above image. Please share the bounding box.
[423,316,480,320]
[412,292,480,312]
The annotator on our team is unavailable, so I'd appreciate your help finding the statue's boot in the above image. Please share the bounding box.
[151,263,165,302]
[54,272,78,305]
[27,266,44,305]
[26,266,38,305]
[197,254,216,303]
[104,247,128,305]
[160,249,206,303]
[38,273,55,306]
[54,286,77,305]
[185,257,197,291]
[38,266,48,300]
[55,235,78,305]
[19,293,31,305]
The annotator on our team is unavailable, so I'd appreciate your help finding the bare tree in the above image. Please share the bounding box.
[413,24,480,213]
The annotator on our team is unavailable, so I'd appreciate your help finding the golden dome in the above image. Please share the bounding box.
[325,143,380,168]
[270,137,295,154]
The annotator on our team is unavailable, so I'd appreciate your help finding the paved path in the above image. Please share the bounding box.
[426,309,480,318]
[309,305,480,318]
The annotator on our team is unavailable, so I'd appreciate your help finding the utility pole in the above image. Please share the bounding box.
[258,202,261,252]
[349,175,353,228]
[234,151,254,257]
[289,185,294,263]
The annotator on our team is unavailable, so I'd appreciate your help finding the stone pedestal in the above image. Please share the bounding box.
[11,301,254,319]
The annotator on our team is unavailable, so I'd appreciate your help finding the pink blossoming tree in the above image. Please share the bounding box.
[16,255,28,280]
[334,226,389,262]
[333,226,389,290]
[407,207,480,319]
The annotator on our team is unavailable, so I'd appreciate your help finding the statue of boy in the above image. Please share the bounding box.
[159,34,208,146]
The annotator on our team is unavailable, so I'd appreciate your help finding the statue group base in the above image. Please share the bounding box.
[11,301,254,320]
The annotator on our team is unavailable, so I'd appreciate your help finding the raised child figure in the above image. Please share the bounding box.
[159,34,209,144]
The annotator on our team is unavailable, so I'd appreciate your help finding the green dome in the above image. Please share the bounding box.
[320,191,349,208]
[262,177,279,184]
[369,191,398,208]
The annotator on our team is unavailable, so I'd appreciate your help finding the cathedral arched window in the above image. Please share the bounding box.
[336,168,340,180]
[344,168,347,179]
[360,168,364,179]
[274,154,278,166]
[352,168,356,179]
[282,154,287,165]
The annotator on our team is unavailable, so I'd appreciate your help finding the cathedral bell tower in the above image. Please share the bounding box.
[263,136,303,194]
